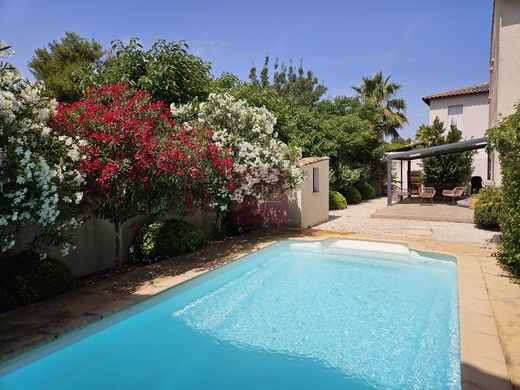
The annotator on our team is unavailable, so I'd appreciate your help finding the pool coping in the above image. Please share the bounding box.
[0,230,513,389]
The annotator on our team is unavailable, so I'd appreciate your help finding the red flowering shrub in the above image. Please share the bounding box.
[50,84,233,266]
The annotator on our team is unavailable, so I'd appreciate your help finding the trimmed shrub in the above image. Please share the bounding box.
[487,105,520,275]
[0,252,76,313]
[329,191,347,210]
[474,187,502,230]
[356,182,377,200]
[341,187,362,205]
[130,219,205,264]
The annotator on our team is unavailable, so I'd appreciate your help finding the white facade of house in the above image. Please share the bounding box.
[489,0,520,186]
[426,91,490,181]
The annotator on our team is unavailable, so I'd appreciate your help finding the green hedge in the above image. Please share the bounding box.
[130,219,205,264]
[329,191,347,210]
[487,105,520,275]
[0,251,76,313]
[474,187,502,230]
[356,182,377,200]
[341,187,362,205]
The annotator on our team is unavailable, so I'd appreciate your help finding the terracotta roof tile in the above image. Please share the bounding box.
[422,82,489,104]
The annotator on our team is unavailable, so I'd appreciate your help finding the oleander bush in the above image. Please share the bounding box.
[0,40,84,256]
[130,219,205,264]
[487,105,520,276]
[356,182,377,200]
[341,187,362,205]
[329,191,347,210]
[474,187,502,230]
[0,251,76,313]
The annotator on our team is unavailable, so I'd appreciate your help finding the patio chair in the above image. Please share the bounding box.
[419,186,436,205]
[392,185,411,203]
[442,186,467,205]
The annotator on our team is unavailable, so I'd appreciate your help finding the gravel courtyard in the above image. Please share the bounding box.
[317,197,498,244]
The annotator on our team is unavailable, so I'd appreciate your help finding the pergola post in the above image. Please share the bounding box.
[387,157,393,206]
[407,160,411,192]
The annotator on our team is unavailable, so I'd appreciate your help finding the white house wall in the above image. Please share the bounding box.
[288,158,330,228]
[428,93,489,181]
[489,0,520,185]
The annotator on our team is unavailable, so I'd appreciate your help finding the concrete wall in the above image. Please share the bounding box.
[428,93,490,180]
[13,210,217,277]
[489,0,520,185]
[288,158,330,228]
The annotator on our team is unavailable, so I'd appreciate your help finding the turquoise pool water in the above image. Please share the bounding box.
[0,240,460,389]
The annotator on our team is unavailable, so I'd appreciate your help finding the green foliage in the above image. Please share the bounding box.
[330,164,365,191]
[352,70,407,139]
[0,251,76,312]
[474,187,502,230]
[329,191,347,210]
[76,38,211,104]
[341,187,362,205]
[29,32,103,102]
[249,56,327,107]
[130,220,205,264]
[356,182,377,200]
[215,62,392,188]
[487,105,520,275]
[417,118,475,188]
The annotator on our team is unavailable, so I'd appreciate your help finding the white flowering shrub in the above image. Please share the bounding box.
[0,41,84,255]
[171,93,303,202]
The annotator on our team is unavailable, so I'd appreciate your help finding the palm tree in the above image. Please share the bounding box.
[352,70,408,139]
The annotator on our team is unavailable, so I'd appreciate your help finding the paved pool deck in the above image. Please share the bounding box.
[0,229,518,390]
[371,201,475,223]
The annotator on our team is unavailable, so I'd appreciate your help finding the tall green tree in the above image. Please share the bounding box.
[352,70,407,139]
[249,56,327,106]
[76,38,212,104]
[29,32,103,102]
[416,117,474,187]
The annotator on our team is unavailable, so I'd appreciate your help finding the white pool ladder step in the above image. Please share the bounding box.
[328,239,410,256]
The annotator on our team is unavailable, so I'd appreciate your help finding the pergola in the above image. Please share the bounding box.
[384,137,488,206]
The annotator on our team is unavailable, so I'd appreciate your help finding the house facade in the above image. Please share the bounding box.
[421,83,491,183]
[489,0,520,185]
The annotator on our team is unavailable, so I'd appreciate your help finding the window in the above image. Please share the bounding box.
[312,167,320,192]
[447,105,463,131]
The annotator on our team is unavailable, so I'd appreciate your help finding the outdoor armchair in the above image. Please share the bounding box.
[419,186,436,205]
[442,186,467,205]
[392,185,411,203]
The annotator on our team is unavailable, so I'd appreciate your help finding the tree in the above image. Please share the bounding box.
[248,56,327,106]
[76,38,212,104]
[1,40,84,256]
[29,32,103,102]
[487,104,520,275]
[416,118,474,188]
[352,70,407,139]
[50,84,233,267]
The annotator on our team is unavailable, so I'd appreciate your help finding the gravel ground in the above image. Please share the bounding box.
[317,197,498,244]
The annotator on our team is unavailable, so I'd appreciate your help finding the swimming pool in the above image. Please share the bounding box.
[0,239,460,389]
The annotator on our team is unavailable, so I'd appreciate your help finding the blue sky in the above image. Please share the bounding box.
[0,0,493,138]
